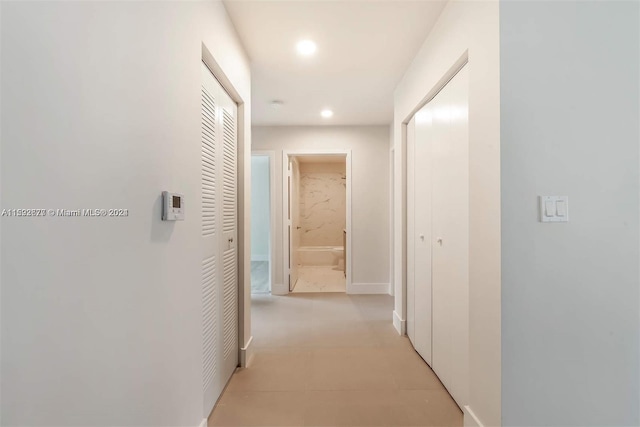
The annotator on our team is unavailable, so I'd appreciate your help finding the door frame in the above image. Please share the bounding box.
[389,146,395,297]
[251,151,276,293]
[281,149,353,294]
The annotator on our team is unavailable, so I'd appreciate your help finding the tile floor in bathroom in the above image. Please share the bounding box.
[252,261,345,294]
[293,266,346,293]
[251,261,270,294]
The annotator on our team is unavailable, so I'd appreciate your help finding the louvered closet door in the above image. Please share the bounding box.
[218,76,238,385]
[201,62,238,418]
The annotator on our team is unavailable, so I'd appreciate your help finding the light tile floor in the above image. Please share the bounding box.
[251,261,270,294]
[209,293,462,427]
[293,266,346,293]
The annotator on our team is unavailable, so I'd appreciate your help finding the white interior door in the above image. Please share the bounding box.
[288,157,301,291]
[201,62,238,417]
[413,103,434,367]
[407,104,434,366]
[430,65,469,407]
[406,117,416,346]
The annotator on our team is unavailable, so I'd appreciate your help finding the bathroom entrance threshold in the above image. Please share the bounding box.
[291,266,346,293]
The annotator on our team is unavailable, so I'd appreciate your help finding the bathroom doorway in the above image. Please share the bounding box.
[251,152,275,294]
[283,151,351,293]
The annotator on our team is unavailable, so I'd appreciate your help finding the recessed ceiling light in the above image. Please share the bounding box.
[296,39,317,56]
[321,109,333,118]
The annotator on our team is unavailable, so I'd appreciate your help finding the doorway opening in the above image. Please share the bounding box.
[251,152,275,294]
[283,151,351,293]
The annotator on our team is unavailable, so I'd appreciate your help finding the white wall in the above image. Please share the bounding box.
[252,126,390,291]
[500,1,639,425]
[251,156,270,261]
[0,1,251,426]
[393,1,501,426]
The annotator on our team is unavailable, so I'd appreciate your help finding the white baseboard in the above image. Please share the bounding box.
[271,283,288,295]
[463,406,485,427]
[251,255,269,262]
[393,310,406,335]
[347,282,389,294]
[240,336,254,368]
[199,418,207,427]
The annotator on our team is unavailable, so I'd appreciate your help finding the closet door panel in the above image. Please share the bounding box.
[443,66,469,405]
[413,105,433,366]
[431,65,469,407]
[430,82,452,391]
[406,117,416,345]
[218,85,239,386]
[201,62,222,416]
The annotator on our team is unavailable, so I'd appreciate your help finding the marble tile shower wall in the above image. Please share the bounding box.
[299,162,346,247]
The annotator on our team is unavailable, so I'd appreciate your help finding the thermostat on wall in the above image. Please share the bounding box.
[162,191,185,221]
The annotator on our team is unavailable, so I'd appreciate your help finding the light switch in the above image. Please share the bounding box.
[540,196,569,222]
[544,201,555,217]
[556,200,566,217]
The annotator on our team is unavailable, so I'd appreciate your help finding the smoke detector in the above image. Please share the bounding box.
[270,100,284,110]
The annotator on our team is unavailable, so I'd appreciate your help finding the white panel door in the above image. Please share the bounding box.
[201,62,238,418]
[413,102,434,367]
[430,78,453,396]
[288,157,301,291]
[431,65,469,408]
[406,117,416,345]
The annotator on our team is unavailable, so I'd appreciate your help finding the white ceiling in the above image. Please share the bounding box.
[223,0,447,126]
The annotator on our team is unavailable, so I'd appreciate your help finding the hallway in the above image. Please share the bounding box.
[208,294,462,426]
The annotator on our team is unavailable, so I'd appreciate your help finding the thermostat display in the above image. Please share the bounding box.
[162,191,184,221]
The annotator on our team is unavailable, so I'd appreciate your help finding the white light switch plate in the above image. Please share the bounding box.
[539,196,569,222]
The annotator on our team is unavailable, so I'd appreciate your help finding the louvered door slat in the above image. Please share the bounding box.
[202,84,217,239]
[222,250,237,359]
[201,255,217,403]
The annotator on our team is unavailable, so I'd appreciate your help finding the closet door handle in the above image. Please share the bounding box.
[436,238,443,246]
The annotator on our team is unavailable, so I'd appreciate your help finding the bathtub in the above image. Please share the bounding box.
[298,245,344,268]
